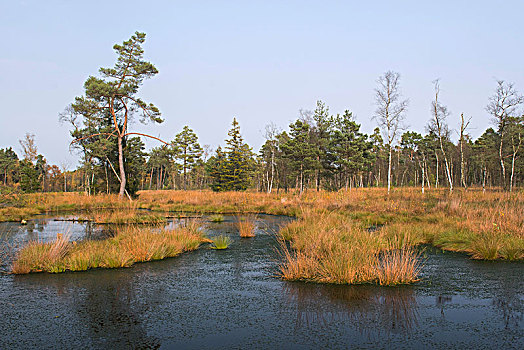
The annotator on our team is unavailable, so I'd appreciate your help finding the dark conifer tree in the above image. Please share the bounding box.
[173,126,202,190]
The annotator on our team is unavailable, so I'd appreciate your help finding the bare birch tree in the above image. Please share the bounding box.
[373,71,408,194]
[486,80,523,190]
[428,79,453,193]
[263,122,280,193]
[507,116,523,192]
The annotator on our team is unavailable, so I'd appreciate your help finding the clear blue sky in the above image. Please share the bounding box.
[1,0,523,168]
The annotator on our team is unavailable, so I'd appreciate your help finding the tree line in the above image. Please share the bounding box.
[258,91,523,194]
[2,86,522,195]
[1,32,522,195]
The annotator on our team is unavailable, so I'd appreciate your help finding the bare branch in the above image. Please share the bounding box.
[122,132,169,145]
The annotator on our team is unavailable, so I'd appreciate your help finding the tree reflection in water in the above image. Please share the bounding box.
[491,276,523,330]
[76,274,160,349]
[284,282,419,337]
[34,270,162,349]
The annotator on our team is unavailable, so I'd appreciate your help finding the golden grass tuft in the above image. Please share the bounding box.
[374,246,421,285]
[278,210,422,285]
[236,214,256,238]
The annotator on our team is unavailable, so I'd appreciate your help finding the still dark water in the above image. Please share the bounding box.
[0,215,522,349]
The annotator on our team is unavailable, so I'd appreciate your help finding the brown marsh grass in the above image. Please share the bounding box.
[374,246,421,286]
[0,207,42,222]
[82,209,167,224]
[137,189,297,215]
[0,192,134,221]
[12,225,206,274]
[3,187,523,284]
[278,210,421,285]
[236,214,256,238]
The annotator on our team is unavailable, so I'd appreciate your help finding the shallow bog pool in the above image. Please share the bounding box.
[0,215,522,349]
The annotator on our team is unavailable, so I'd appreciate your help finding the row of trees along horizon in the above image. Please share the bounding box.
[1,32,523,197]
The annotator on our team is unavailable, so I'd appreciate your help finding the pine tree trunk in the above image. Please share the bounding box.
[183,162,187,191]
[482,165,487,193]
[105,164,109,194]
[300,164,304,194]
[117,135,126,198]
[183,149,187,190]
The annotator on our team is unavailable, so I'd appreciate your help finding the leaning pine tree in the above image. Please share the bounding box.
[67,31,167,198]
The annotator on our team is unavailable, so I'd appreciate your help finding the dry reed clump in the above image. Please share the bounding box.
[11,225,206,274]
[236,214,256,238]
[278,210,422,285]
